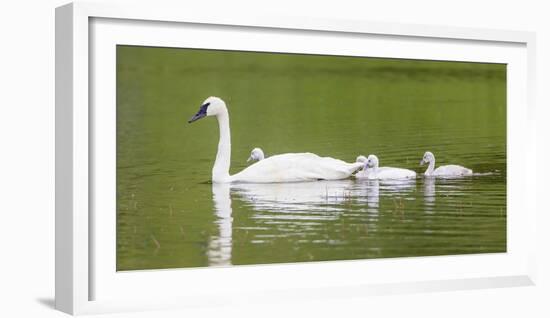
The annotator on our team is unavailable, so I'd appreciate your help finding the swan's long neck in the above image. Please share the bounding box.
[212,111,231,183]
[425,158,435,175]
[368,160,379,173]
[364,163,377,174]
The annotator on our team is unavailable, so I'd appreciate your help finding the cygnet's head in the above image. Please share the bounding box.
[188,96,227,123]
[356,155,368,170]
[247,148,265,162]
[420,151,435,166]
[366,154,379,169]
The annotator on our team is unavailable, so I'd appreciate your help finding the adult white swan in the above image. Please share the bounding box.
[420,151,473,177]
[188,97,364,183]
[355,154,416,180]
[247,148,265,162]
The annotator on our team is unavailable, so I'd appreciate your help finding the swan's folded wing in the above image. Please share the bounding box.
[375,167,416,179]
[230,153,362,183]
[434,165,473,176]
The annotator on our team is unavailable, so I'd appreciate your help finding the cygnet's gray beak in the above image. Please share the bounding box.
[247,156,253,163]
[419,159,426,166]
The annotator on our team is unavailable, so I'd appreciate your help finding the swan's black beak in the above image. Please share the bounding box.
[188,112,205,123]
[419,159,426,166]
[188,102,210,123]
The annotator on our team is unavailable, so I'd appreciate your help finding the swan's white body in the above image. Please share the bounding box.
[358,167,417,180]
[356,154,416,180]
[247,148,265,162]
[233,153,363,183]
[420,151,472,177]
[189,97,363,183]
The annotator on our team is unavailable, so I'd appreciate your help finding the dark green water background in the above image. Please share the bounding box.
[116,45,506,270]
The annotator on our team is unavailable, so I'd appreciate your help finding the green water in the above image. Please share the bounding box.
[116,46,506,270]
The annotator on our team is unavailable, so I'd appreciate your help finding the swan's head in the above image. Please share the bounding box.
[247,148,265,162]
[356,155,367,170]
[420,151,435,166]
[188,96,227,123]
[366,154,379,169]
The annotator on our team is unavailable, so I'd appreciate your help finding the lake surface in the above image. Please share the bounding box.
[116,46,506,270]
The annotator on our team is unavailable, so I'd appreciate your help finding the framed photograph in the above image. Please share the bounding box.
[56,2,537,315]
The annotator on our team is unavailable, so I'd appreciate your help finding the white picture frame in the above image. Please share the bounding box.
[55,1,537,315]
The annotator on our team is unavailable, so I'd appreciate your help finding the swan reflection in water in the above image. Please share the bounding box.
[354,179,417,211]
[423,177,436,213]
[207,183,233,266]
[232,180,356,215]
[422,176,473,215]
[363,180,380,210]
[207,179,418,265]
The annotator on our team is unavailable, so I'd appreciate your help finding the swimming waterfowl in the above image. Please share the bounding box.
[247,148,265,162]
[188,97,364,183]
[356,154,416,180]
[420,151,473,177]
